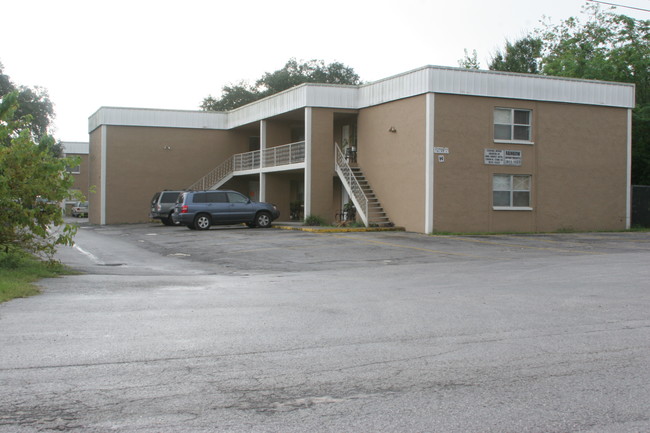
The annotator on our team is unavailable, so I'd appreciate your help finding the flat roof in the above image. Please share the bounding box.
[89,65,636,133]
[62,141,89,154]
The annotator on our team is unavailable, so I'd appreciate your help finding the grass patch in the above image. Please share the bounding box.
[0,249,75,304]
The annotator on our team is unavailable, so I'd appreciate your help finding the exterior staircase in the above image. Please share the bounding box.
[335,146,392,227]
[349,167,392,227]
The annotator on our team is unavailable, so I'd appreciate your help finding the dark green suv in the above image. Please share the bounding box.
[172,190,280,230]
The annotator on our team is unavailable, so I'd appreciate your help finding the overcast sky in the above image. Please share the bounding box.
[2,0,648,142]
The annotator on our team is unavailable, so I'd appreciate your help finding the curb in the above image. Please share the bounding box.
[274,225,406,233]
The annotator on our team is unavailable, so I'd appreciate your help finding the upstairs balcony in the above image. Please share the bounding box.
[188,141,305,191]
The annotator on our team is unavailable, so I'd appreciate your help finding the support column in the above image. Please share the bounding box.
[100,125,107,225]
[304,108,313,217]
[260,120,267,202]
[425,93,435,233]
[626,108,632,229]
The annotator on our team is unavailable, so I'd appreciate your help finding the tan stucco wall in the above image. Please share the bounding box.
[265,172,298,220]
[535,102,628,231]
[357,95,427,232]
[432,94,628,233]
[308,108,335,219]
[88,129,102,224]
[68,153,90,199]
[100,125,248,224]
[266,120,293,148]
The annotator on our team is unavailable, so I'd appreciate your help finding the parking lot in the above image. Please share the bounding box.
[1,222,650,432]
[84,221,650,273]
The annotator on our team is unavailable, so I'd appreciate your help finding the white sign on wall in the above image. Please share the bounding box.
[484,149,522,166]
[434,147,449,154]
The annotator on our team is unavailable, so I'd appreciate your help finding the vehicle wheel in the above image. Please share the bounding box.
[194,214,211,230]
[255,211,272,228]
[162,212,176,226]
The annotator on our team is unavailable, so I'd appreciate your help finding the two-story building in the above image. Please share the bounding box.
[87,65,635,233]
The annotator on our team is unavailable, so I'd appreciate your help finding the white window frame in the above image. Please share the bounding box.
[494,108,533,145]
[67,164,81,174]
[492,174,533,211]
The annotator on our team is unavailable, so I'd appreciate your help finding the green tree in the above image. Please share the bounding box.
[201,58,361,111]
[469,6,650,184]
[200,81,259,111]
[458,49,480,69]
[489,36,543,74]
[538,6,650,184]
[0,62,55,144]
[0,92,79,259]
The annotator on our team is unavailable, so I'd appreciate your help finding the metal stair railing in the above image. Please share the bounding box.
[334,146,369,227]
[187,141,306,191]
[187,156,235,191]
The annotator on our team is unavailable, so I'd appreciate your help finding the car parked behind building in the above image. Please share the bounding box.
[172,190,279,230]
[71,201,88,217]
[150,191,183,225]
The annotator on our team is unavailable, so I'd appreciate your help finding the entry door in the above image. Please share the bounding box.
[342,125,350,152]
[249,181,260,202]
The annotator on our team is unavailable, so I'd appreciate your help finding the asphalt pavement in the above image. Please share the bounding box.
[0,221,649,432]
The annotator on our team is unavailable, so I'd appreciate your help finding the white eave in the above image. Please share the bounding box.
[61,141,89,154]
[88,65,636,133]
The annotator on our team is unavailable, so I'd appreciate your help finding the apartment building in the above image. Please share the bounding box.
[62,141,90,200]
[87,65,635,233]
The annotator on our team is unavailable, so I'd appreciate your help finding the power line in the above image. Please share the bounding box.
[587,0,650,12]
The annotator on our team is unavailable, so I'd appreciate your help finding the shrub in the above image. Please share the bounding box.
[304,215,327,226]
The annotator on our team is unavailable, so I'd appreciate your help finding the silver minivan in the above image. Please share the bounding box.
[150,191,183,225]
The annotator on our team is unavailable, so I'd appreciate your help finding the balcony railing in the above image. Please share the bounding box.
[334,146,369,227]
[187,141,305,191]
[262,141,305,169]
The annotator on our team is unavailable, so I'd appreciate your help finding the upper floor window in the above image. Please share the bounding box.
[494,108,532,143]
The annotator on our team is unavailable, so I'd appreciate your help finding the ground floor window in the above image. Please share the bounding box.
[493,174,531,209]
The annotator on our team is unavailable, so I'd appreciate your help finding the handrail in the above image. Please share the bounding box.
[334,146,369,227]
[263,141,305,168]
[187,141,306,191]
[187,156,234,191]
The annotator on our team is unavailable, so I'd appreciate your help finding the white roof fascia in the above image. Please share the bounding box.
[61,141,89,154]
[88,66,635,134]
[357,66,635,109]
[88,106,228,133]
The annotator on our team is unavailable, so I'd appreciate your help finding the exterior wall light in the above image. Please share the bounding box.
[388,126,397,133]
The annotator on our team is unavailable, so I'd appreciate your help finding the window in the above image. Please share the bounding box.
[205,192,227,203]
[227,192,249,203]
[160,192,181,203]
[493,174,531,209]
[494,108,532,142]
[66,164,81,174]
[193,192,227,203]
